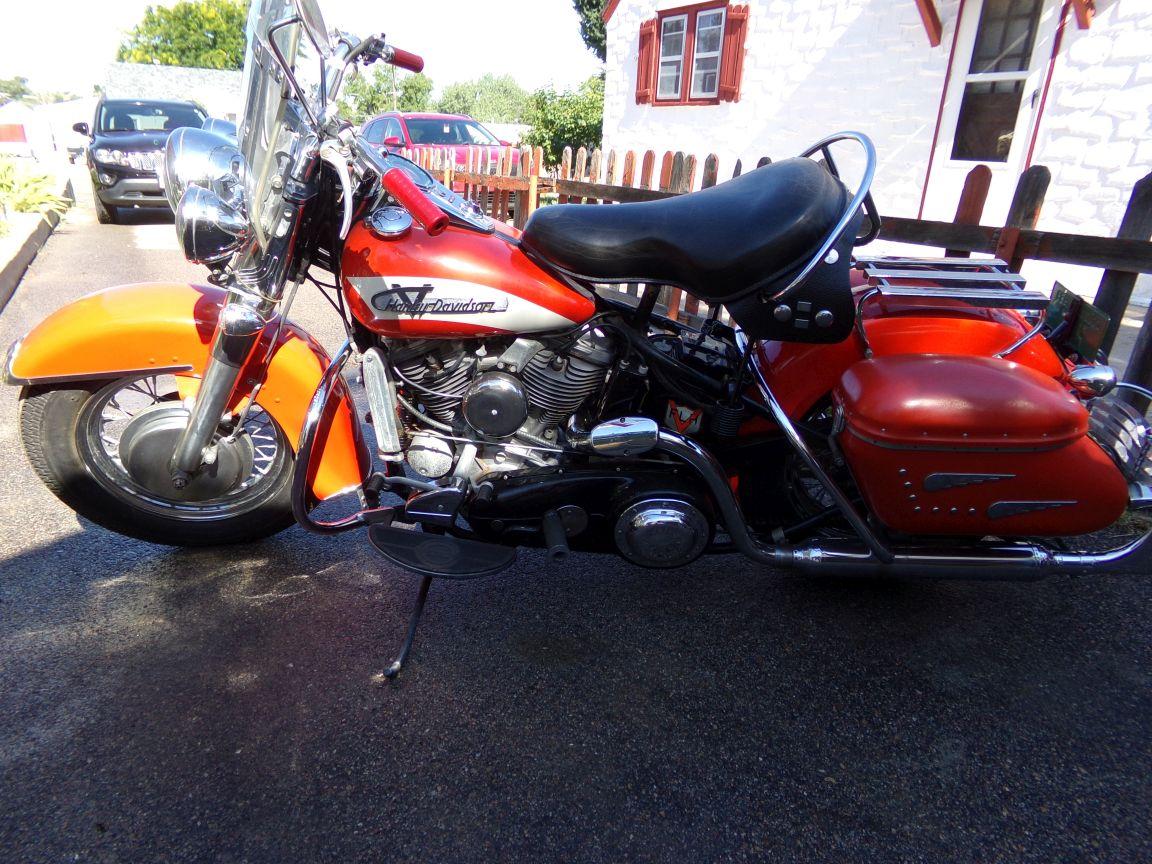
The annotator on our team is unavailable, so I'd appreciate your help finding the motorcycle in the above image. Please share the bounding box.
[7,0,1152,677]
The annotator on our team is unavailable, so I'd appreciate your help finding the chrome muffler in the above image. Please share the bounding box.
[619,423,1152,581]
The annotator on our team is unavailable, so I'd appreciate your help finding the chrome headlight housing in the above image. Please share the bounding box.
[176,186,251,265]
[163,126,248,214]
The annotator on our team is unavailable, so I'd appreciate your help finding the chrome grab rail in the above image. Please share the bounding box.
[770,131,880,301]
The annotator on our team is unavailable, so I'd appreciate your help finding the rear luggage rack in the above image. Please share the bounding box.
[854,256,1050,311]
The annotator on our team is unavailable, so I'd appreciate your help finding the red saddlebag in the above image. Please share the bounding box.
[833,355,1129,536]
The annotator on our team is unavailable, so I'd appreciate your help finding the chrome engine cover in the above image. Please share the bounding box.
[613,498,710,569]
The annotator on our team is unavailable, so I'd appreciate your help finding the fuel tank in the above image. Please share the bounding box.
[341,217,595,338]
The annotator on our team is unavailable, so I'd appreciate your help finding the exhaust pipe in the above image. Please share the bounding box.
[651,428,1152,580]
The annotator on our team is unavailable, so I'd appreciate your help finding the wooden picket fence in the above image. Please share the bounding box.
[399,143,1152,389]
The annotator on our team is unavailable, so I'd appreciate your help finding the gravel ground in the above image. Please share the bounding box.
[0,167,1150,863]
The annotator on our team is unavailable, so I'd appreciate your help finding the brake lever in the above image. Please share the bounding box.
[319,140,354,240]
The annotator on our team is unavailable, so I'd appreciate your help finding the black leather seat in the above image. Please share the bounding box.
[520,157,848,303]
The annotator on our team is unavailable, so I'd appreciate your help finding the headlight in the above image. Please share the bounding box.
[92,148,160,170]
[163,126,247,213]
[176,186,250,264]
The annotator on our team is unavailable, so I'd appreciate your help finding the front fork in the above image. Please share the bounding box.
[168,300,267,486]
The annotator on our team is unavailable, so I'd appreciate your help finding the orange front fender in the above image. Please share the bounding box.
[6,282,370,501]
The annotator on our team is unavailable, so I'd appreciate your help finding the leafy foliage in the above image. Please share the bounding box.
[117,0,248,70]
[571,0,608,62]
[0,77,32,106]
[339,68,435,124]
[434,75,528,122]
[399,73,434,112]
[0,158,70,219]
[523,75,604,167]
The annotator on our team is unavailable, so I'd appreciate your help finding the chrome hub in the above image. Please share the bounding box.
[117,403,254,502]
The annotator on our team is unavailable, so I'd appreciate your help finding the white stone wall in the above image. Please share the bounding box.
[1021,0,1152,304]
[603,0,960,217]
[605,0,1152,307]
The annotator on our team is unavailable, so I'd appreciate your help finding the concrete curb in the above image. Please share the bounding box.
[0,178,75,313]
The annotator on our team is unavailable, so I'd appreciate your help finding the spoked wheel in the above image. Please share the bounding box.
[19,373,296,545]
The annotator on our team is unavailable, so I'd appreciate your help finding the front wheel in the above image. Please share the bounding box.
[92,186,118,224]
[19,374,296,546]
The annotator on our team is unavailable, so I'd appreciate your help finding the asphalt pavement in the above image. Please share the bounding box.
[1,168,1150,863]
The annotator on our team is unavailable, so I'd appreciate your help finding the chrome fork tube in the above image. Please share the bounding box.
[169,302,267,480]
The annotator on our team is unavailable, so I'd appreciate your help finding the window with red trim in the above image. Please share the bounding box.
[635,3,748,106]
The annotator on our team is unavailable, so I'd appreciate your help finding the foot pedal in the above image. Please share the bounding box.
[368,525,516,579]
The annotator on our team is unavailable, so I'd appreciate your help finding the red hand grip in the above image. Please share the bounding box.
[382,168,449,236]
[387,46,424,73]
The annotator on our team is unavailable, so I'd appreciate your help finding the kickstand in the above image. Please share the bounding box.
[376,574,433,682]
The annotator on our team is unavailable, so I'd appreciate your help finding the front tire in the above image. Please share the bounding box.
[19,376,296,546]
[92,186,118,224]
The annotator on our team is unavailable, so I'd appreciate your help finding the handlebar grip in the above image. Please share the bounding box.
[382,168,449,236]
[387,46,424,73]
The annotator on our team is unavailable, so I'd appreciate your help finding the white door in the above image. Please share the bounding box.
[922,0,1062,224]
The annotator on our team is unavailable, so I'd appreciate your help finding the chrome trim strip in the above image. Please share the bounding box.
[867,269,1028,283]
[987,500,1076,519]
[855,255,1010,267]
[7,361,196,387]
[923,472,1015,491]
[4,338,25,386]
[994,315,1046,358]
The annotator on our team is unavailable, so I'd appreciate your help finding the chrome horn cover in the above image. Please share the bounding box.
[176,186,250,264]
[163,126,247,213]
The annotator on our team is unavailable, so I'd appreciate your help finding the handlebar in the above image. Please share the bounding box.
[381,168,449,235]
[384,45,424,73]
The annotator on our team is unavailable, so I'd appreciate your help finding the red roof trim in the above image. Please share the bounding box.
[1071,0,1094,28]
[603,0,622,23]
[913,0,943,47]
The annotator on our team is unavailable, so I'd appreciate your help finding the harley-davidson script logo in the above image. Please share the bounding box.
[369,283,509,316]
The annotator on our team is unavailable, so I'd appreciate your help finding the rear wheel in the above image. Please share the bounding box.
[92,186,118,224]
[19,374,296,546]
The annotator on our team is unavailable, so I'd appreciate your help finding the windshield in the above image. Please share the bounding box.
[405,118,500,146]
[239,0,324,248]
[98,102,205,134]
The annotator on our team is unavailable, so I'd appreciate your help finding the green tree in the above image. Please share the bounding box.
[435,75,528,122]
[571,0,607,62]
[0,76,32,106]
[338,67,392,124]
[435,81,476,117]
[117,0,248,70]
[398,73,433,112]
[523,75,604,167]
[337,68,434,124]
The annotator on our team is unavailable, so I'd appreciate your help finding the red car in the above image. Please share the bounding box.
[360,112,510,167]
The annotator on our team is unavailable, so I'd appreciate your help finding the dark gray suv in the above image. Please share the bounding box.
[74,98,206,224]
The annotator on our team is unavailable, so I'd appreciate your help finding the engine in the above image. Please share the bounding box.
[389,331,616,481]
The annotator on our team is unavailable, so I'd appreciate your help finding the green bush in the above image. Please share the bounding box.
[0,157,70,220]
[522,75,604,168]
